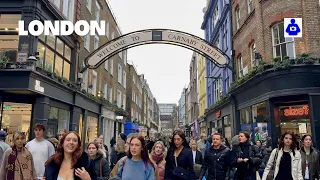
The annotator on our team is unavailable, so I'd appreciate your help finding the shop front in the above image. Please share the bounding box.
[230,65,320,148]
[101,107,115,148]
[206,102,234,143]
[0,69,102,147]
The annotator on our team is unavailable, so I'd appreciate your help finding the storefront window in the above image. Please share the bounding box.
[279,104,311,136]
[1,102,32,145]
[38,35,72,80]
[45,48,54,72]
[0,14,20,63]
[86,116,98,144]
[223,115,231,142]
[252,101,269,123]
[48,107,70,138]
[55,56,63,76]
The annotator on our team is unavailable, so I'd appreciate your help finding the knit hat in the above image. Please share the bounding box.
[0,130,7,141]
[119,133,127,141]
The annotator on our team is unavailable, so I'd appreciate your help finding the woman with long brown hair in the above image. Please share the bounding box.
[114,134,155,180]
[149,141,166,180]
[0,131,37,180]
[164,129,195,180]
[42,131,97,180]
[87,142,110,179]
[262,131,303,180]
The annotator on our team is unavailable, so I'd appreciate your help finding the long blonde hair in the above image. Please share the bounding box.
[151,141,167,159]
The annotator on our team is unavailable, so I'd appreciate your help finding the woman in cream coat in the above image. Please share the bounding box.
[262,131,303,180]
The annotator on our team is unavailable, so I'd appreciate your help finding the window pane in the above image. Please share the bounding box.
[55,55,63,76]
[45,48,54,72]
[64,45,71,61]
[37,42,45,68]
[275,45,281,57]
[58,109,70,131]
[286,42,295,59]
[281,43,287,57]
[47,32,56,48]
[63,61,70,80]
[279,23,285,43]
[56,38,64,55]
[86,116,98,144]
[39,32,45,42]
[273,27,279,45]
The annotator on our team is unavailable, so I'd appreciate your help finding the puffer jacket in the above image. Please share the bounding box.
[262,148,303,180]
[231,141,262,180]
[300,147,320,180]
[199,145,230,180]
[92,153,110,180]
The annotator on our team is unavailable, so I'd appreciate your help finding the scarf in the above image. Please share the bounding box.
[6,146,34,180]
[152,153,164,165]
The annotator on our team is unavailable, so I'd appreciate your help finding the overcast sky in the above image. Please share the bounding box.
[108,0,207,104]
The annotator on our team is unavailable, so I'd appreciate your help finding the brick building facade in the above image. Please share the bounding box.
[232,0,320,77]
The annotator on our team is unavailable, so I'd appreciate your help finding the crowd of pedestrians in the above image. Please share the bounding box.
[0,123,319,180]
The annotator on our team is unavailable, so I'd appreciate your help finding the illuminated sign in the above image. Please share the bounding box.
[35,80,44,93]
[284,105,309,117]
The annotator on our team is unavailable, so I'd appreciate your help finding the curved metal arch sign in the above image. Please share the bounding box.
[82,29,229,72]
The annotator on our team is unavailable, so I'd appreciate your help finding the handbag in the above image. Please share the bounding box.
[100,159,103,177]
[266,149,279,180]
[172,156,191,180]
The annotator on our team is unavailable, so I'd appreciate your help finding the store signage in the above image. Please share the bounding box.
[4,105,11,110]
[85,29,226,69]
[35,80,44,93]
[18,20,106,36]
[216,110,221,118]
[284,105,309,117]
[16,52,28,63]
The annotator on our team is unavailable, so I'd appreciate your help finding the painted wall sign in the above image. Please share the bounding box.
[83,29,228,72]
[284,105,309,116]
[35,80,44,93]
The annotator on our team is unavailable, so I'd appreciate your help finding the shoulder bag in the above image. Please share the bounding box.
[100,159,103,177]
[266,149,279,180]
[172,156,191,180]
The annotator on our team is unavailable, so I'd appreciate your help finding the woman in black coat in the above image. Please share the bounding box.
[164,129,195,180]
[44,132,97,180]
[231,131,262,180]
[87,142,110,179]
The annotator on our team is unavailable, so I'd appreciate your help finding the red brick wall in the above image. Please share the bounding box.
[232,0,320,78]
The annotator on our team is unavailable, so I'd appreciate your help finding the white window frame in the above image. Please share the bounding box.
[123,71,126,89]
[123,94,126,110]
[118,64,122,84]
[235,7,240,30]
[62,0,74,22]
[212,5,219,28]
[117,90,122,107]
[109,87,113,103]
[123,51,127,66]
[84,34,90,51]
[95,1,100,22]
[106,22,110,39]
[238,56,244,77]
[92,70,97,96]
[94,35,99,50]
[103,83,108,99]
[81,62,89,90]
[251,43,258,67]
[111,31,115,40]
[104,60,108,71]
[247,0,253,14]
[271,22,295,60]
[110,59,113,75]
[86,0,92,12]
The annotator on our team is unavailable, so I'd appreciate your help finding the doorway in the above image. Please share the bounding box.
[0,102,32,145]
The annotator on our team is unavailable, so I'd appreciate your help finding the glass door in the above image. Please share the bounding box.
[1,102,32,145]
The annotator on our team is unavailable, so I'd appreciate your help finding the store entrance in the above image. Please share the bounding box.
[277,104,311,137]
[0,102,32,145]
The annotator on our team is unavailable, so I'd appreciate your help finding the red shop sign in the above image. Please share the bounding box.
[216,110,221,118]
[284,105,309,117]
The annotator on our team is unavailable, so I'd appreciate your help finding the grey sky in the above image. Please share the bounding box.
[108,0,206,103]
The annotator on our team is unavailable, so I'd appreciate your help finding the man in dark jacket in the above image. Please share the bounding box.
[199,133,230,180]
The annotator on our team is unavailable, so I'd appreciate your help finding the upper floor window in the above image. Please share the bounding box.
[106,22,110,39]
[212,5,219,28]
[84,34,90,51]
[223,21,228,52]
[86,0,92,12]
[95,1,100,22]
[247,0,253,14]
[271,22,295,60]
[94,35,99,50]
[238,55,244,78]
[118,64,122,84]
[214,77,222,103]
[250,42,258,67]
[111,31,115,40]
[110,59,113,75]
[235,7,240,30]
